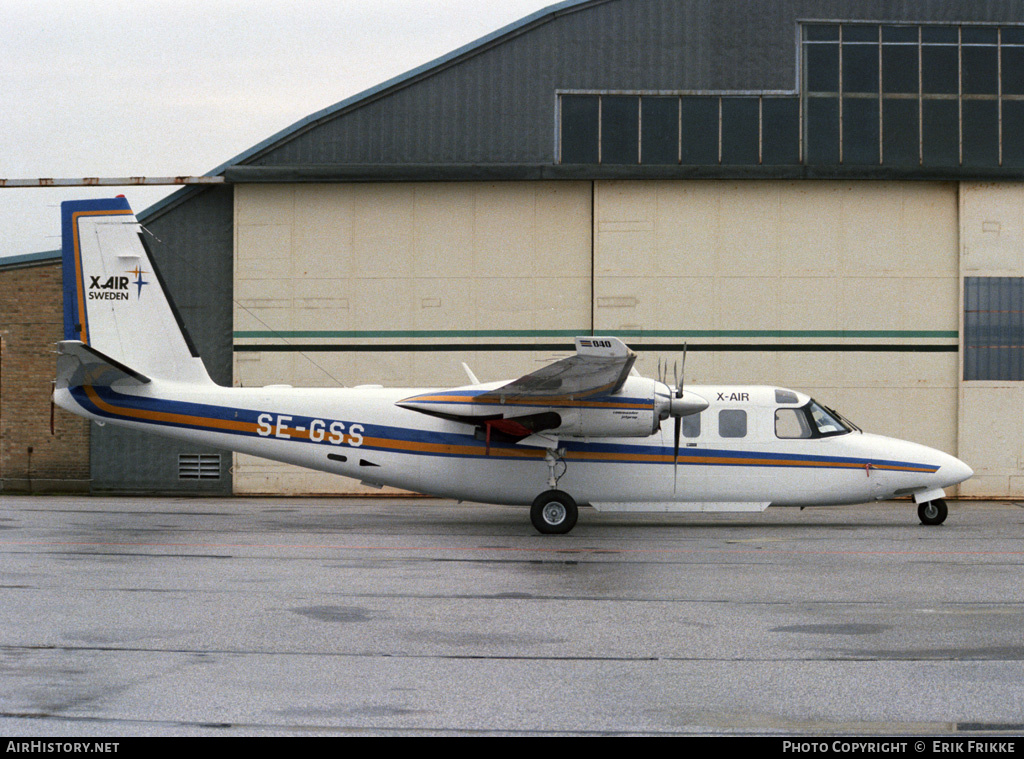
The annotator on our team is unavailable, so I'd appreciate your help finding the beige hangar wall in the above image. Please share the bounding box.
[231,179,968,496]
[958,182,1024,498]
[232,182,593,494]
[591,180,961,457]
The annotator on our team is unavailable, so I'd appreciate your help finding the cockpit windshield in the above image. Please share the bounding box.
[807,400,855,437]
[775,400,856,439]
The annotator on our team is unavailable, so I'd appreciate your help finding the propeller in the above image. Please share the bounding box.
[672,346,686,490]
[656,346,707,492]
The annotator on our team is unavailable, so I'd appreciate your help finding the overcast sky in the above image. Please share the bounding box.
[0,0,557,260]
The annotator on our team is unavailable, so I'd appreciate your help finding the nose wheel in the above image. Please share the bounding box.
[918,498,948,526]
[530,490,578,534]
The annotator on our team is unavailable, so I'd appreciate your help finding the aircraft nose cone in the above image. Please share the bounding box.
[941,455,973,486]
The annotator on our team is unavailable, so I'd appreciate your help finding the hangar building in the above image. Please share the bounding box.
[4,0,1024,498]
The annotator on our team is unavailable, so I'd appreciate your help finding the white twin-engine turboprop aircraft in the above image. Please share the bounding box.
[54,198,973,534]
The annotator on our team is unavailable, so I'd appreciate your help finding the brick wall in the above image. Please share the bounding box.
[0,262,90,492]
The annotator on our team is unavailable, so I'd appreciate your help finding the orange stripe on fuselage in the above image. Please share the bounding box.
[84,385,255,433]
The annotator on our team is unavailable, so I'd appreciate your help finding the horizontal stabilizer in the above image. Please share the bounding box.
[55,340,151,388]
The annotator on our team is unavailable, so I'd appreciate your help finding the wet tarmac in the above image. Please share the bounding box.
[0,495,1022,736]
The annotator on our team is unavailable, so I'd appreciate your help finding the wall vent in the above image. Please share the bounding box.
[178,453,221,480]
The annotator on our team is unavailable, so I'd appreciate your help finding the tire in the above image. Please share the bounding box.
[918,498,948,526]
[530,490,578,535]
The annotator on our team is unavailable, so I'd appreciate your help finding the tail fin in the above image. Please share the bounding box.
[60,197,212,385]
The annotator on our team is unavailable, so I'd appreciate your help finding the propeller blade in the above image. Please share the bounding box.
[677,344,687,398]
[673,344,687,493]
[673,414,681,491]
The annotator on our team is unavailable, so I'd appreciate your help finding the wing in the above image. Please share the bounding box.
[395,337,637,444]
[476,337,636,403]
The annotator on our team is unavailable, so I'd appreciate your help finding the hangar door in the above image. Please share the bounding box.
[232,182,593,494]
[591,180,961,458]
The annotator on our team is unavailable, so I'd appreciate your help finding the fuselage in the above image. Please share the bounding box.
[55,380,972,509]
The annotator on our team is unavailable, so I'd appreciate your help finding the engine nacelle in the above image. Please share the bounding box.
[553,376,661,438]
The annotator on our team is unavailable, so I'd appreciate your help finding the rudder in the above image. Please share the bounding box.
[61,197,212,385]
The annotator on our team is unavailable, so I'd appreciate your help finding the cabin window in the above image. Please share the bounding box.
[683,412,701,438]
[775,408,814,438]
[718,409,747,438]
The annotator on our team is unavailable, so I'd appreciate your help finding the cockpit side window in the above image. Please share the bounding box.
[775,408,813,438]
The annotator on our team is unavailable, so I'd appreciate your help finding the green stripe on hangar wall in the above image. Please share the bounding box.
[235,329,958,339]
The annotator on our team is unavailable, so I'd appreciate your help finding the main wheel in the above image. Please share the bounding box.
[918,498,948,526]
[530,490,578,535]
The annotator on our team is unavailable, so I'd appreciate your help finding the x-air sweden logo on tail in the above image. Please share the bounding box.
[87,268,149,301]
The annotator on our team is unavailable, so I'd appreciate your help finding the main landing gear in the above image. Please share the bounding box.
[529,446,576,534]
[530,490,578,534]
[918,498,948,526]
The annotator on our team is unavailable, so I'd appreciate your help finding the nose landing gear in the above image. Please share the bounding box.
[918,498,948,526]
